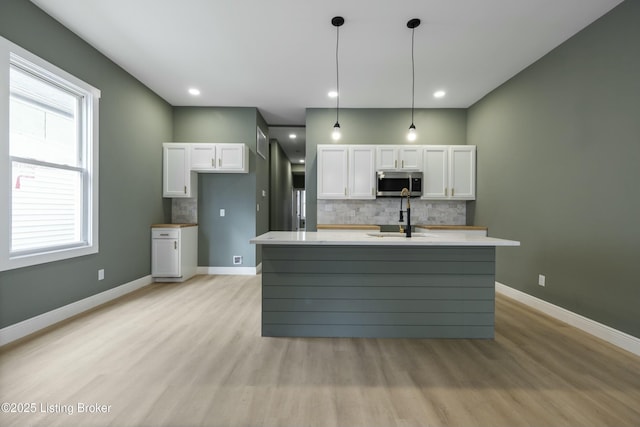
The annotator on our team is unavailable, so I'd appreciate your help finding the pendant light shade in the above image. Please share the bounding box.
[407,18,420,142]
[332,122,341,141]
[331,16,344,141]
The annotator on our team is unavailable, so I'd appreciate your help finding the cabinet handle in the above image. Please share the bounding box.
[344,188,347,196]
[218,158,221,167]
[402,160,404,168]
[452,188,455,197]
[395,160,397,168]
[211,158,214,167]
[184,185,187,194]
[445,188,448,197]
[174,241,177,250]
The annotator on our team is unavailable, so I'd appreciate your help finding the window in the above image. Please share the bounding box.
[0,36,100,271]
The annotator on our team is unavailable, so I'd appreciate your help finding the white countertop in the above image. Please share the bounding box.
[251,231,520,247]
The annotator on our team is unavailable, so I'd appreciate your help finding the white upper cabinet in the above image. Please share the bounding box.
[449,146,476,199]
[317,145,376,200]
[376,145,422,170]
[217,143,248,172]
[423,146,449,199]
[348,146,376,199]
[422,145,476,200]
[190,144,216,171]
[189,143,248,173]
[163,143,197,198]
[376,146,398,170]
[317,145,349,199]
[398,146,422,170]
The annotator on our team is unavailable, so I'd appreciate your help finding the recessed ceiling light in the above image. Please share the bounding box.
[289,134,296,139]
[188,88,201,96]
[433,90,446,98]
[328,91,338,98]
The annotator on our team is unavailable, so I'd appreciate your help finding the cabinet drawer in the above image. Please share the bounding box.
[152,229,180,239]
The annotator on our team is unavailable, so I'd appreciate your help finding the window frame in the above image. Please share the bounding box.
[0,36,100,271]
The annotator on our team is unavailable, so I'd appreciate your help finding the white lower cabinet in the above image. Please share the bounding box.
[151,225,198,282]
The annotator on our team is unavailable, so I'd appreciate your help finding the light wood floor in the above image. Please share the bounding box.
[1,274,639,427]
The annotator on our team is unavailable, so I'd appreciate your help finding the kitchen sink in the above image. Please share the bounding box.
[366,232,435,238]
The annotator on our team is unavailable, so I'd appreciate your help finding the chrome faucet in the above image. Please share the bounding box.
[399,187,412,237]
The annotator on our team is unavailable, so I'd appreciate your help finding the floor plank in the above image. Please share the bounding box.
[1,274,639,426]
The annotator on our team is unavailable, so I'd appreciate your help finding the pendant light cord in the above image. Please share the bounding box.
[335,24,340,123]
[410,25,415,125]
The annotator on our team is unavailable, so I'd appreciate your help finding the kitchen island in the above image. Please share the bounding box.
[251,231,519,339]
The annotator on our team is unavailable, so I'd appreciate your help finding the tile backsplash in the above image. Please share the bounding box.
[172,198,198,224]
[173,197,465,227]
[317,199,466,226]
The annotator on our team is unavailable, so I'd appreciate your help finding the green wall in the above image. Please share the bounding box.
[0,0,172,328]
[467,0,640,337]
[269,141,293,231]
[305,108,467,230]
[172,107,269,267]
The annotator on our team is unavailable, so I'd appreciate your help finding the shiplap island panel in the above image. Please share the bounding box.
[251,231,519,339]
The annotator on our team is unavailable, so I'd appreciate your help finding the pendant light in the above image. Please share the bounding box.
[407,18,420,142]
[331,16,344,141]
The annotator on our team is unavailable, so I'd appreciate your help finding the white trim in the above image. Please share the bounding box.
[196,265,260,276]
[496,282,640,357]
[0,275,152,347]
[0,35,101,272]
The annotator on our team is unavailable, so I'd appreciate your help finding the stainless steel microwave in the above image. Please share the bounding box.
[376,171,422,197]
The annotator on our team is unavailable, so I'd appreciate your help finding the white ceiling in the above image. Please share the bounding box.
[31,0,622,163]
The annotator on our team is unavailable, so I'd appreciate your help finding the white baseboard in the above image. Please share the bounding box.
[0,275,153,347]
[496,282,640,357]
[197,265,260,276]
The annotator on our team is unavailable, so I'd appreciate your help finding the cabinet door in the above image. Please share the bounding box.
[217,144,247,172]
[190,144,216,171]
[449,146,476,200]
[152,238,180,277]
[376,146,398,170]
[349,146,376,199]
[163,143,196,197]
[423,146,449,199]
[317,145,348,199]
[399,147,422,170]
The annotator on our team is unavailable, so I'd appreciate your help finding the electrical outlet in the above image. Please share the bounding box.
[233,256,243,265]
[538,274,546,287]
[98,269,105,281]
[220,209,225,217]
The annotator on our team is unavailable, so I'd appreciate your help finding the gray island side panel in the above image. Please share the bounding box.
[261,245,496,338]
